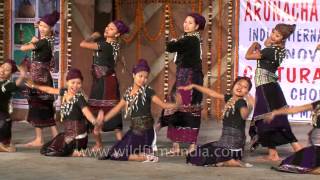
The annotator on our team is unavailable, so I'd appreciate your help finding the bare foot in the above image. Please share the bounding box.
[310,167,320,175]
[142,154,159,163]
[72,150,86,157]
[0,143,16,152]
[256,156,282,162]
[166,149,181,156]
[21,140,43,148]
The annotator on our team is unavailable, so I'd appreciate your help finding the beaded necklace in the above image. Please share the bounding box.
[110,41,120,62]
[311,102,320,127]
[221,96,237,119]
[123,85,148,118]
[60,90,84,122]
[0,80,10,93]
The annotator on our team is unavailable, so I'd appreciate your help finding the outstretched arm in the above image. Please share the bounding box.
[245,42,262,60]
[151,95,179,109]
[179,84,224,99]
[15,65,27,86]
[102,99,126,122]
[273,104,313,116]
[263,103,313,123]
[20,36,38,51]
[25,79,59,95]
[79,32,101,50]
[82,106,97,125]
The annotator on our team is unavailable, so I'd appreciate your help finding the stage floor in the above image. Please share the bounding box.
[1,120,319,180]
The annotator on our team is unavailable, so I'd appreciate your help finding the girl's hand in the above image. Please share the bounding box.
[252,42,261,51]
[25,79,36,89]
[91,32,101,40]
[178,84,194,91]
[96,110,105,126]
[17,65,27,77]
[30,36,39,43]
[93,125,102,136]
[263,112,275,124]
[317,44,320,50]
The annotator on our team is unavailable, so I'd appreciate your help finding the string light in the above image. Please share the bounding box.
[163,3,170,100]
[206,0,213,117]
[0,1,4,62]
[66,0,72,70]
[216,0,222,119]
[226,0,233,94]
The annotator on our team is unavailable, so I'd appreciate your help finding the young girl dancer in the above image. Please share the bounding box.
[26,68,99,157]
[245,23,302,161]
[159,13,206,155]
[20,11,60,147]
[181,77,254,167]
[80,20,129,151]
[261,100,320,174]
[0,60,26,152]
[97,59,180,162]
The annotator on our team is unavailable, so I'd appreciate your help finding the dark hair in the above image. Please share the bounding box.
[3,59,18,73]
[132,59,150,74]
[187,13,206,30]
[112,20,130,35]
[274,23,296,40]
[231,76,252,91]
[66,68,84,81]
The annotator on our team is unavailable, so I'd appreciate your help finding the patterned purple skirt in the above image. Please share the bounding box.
[249,82,297,148]
[40,120,88,156]
[273,145,320,173]
[0,112,12,145]
[27,61,55,128]
[27,99,56,128]
[89,71,122,132]
[161,67,203,144]
[273,128,320,173]
[100,128,155,161]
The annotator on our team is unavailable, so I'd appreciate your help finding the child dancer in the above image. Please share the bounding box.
[0,60,26,152]
[26,68,98,157]
[97,59,180,162]
[181,77,254,167]
[245,23,302,161]
[80,20,129,151]
[159,13,206,155]
[20,11,60,147]
[261,99,320,174]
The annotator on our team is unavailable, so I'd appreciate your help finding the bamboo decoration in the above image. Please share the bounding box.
[0,1,4,63]
[163,3,170,100]
[198,0,203,13]
[226,0,233,93]
[59,0,65,87]
[206,0,213,117]
[234,0,240,78]
[215,0,222,118]
[66,0,72,70]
